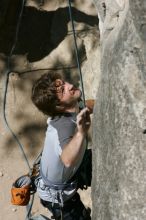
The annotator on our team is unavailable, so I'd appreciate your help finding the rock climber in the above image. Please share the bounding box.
[31,72,93,220]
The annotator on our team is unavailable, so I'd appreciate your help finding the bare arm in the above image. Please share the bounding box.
[60,107,91,167]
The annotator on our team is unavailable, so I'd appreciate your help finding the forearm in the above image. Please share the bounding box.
[60,131,85,167]
[60,107,91,167]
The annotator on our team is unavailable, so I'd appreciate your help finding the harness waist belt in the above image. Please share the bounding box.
[40,166,77,191]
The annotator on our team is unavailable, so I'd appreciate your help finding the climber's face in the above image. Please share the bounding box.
[55,79,81,109]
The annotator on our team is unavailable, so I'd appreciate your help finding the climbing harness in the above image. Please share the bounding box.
[39,165,78,207]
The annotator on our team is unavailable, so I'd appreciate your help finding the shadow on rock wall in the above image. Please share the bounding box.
[2,72,47,157]
[0,6,98,62]
[5,122,46,157]
[0,3,99,158]
[0,0,23,55]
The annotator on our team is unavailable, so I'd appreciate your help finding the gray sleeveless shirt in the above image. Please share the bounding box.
[37,112,86,203]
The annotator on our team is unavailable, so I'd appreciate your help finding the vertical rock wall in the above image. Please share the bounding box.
[92,0,146,219]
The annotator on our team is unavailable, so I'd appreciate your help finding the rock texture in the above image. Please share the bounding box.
[92,0,146,219]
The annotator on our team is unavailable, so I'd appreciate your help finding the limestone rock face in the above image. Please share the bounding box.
[92,0,146,219]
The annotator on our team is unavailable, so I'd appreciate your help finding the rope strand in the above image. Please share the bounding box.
[2,1,34,219]
[68,0,89,157]
[68,0,86,108]
[2,0,31,171]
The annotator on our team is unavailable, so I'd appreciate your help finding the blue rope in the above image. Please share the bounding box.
[3,71,31,171]
[68,0,86,108]
[68,1,89,154]
[2,1,34,219]
[2,0,31,171]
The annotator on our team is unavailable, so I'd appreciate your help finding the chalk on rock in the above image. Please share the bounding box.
[0,171,4,177]
[12,208,17,212]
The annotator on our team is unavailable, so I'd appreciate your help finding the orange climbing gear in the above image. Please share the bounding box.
[11,175,31,206]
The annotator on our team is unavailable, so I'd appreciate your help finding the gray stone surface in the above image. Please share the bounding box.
[92,0,146,219]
